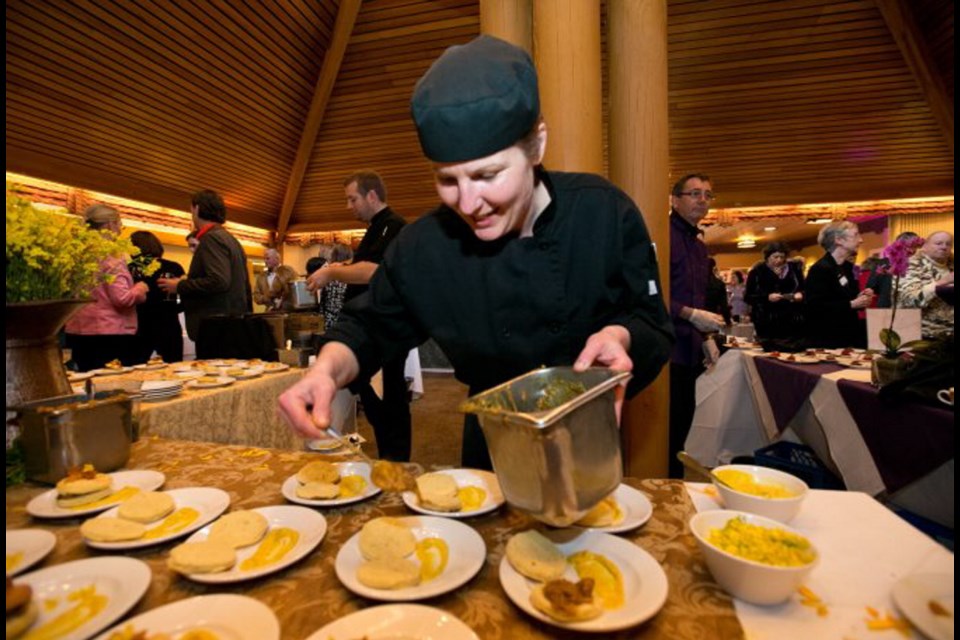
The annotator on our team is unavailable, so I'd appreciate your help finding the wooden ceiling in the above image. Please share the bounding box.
[6,0,954,237]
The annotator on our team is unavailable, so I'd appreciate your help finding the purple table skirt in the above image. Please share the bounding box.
[837,379,955,494]
[753,356,843,431]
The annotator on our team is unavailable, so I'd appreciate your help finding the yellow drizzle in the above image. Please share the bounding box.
[338,475,367,498]
[568,550,625,609]
[415,538,449,583]
[239,527,299,571]
[141,507,200,540]
[180,630,221,640]
[457,486,487,511]
[67,486,141,511]
[25,585,108,640]
[6,551,24,573]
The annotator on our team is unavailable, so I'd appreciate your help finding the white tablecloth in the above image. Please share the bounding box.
[687,483,954,640]
[686,349,954,527]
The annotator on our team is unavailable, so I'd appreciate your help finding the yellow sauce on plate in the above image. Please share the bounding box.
[141,507,200,540]
[415,538,449,582]
[24,585,108,640]
[457,486,487,511]
[338,475,367,498]
[6,551,24,573]
[568,550,625,609]
[239,527,299,571]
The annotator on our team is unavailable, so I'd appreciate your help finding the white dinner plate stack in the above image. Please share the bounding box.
[139,379,184,401]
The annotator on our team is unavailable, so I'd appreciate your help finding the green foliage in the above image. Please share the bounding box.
[6,184,152,302]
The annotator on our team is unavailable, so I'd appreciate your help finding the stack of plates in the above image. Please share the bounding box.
[139,379,184,401]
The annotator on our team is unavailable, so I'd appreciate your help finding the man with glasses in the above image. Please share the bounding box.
[668,173,725,478]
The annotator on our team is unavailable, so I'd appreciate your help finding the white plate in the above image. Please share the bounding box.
[132,363,168,370]
[92,366,135,375]
[336,516,486,601]
[26,469,167,519]
[67,371,95,382]
[175,370,205,379]
[186,375,236,389]
[18,556,151,640]
[836,356,873,369]
[775,354,820,364]
[83,487,231,550]
[6,529,57,576]
[305,604,479,640]
[401,468,504,518]
[230,367,264,380]
[892,573,954,640]
[282,461,382,507]
[572,484,654,533]
[178,505,327,583]
[93,594,280,640]
[261,362,291,373]
[499,529,668,632]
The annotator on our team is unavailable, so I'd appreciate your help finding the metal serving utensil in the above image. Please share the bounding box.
[677,451,736,490]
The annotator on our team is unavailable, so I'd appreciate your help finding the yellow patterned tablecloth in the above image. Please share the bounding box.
[5,438,744,640]
[93,366,309,450]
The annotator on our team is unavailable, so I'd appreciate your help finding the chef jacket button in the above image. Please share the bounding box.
[538,242,549,251]
[549,323,561,334]
[501,328,511,338]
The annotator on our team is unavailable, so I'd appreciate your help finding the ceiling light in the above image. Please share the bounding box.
[806,217,833,225]
[763,226,777,232]
[736,238,757,249]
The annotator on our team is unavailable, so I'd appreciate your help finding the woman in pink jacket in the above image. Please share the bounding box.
[65,204,149,371]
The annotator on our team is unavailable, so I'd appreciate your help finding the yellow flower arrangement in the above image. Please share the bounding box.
[6,184,156,303]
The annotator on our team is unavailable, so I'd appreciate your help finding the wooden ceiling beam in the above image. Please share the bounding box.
[875,0,954,156]
[276,0,361,241]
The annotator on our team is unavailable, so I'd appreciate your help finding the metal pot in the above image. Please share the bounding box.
[461,366,629,526]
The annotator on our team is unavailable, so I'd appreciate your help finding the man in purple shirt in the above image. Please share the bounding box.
[669,173,725,477]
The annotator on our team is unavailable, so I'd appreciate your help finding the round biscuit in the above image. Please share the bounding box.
[168,541,237,574]
[206,510,269,549]
[56,473,112,496]
[297,460,340,484]
[356,557,422,590]
[6,600,38,639]
[505,530,567,582]
[359,517,417,561]
[118,491,175,523]
[296,481,341,500]
[81,517,146,542]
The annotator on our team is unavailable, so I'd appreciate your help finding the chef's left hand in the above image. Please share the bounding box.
[573,325,632,424]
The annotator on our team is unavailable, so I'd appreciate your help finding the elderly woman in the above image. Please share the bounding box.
[64,204,149,371]
[279,35,674,469]
[897,231,954,339]
[745,242,805,340]
[803,221,875,348]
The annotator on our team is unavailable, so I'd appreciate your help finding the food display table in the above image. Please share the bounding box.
[6,437,742,639]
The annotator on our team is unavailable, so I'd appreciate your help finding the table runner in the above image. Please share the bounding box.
[5,437,744,640]
[752,357,841,432]
[836,379,955,493]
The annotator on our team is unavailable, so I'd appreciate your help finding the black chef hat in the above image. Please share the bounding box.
[411,35,540,163]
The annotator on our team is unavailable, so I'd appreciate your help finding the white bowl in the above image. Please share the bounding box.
[712,464,808,523]
[690,510,818,605]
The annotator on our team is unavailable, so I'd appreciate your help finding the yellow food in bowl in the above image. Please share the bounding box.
[714,469,797,499]
[707,516,816,567]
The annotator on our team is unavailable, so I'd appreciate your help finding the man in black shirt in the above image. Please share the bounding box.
[306,171,411,461]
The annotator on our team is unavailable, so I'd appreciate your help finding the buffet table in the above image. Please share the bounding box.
[686,349,955,526]
[6,437,743,640]
[90,366,311,450]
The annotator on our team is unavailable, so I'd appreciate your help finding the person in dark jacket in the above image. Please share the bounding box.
[158,190,252,349]
[129,230,185,363]
[745,242,805,340]
[279,35,674,469]
[804,221,875,348]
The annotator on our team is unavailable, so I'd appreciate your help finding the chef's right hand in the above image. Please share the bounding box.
[688,308,725,333]
[277,370,338,439]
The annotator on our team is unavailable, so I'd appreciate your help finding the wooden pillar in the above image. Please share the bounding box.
[479,0,532,53]
[607,0,671,478]
[532,0,603,173]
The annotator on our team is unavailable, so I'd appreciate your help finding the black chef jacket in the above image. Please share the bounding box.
[326,170,674,398]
